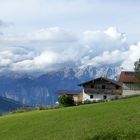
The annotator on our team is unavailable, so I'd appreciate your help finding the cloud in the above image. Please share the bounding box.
[0,51,13,67]
[81,40,140,71]
[0,26,139,73]
[81,50,126,67]
[83,27,128,56]
[121,42,140,70]
[0,19,13,28]
[0,27,77,49]
[12,51,59,71]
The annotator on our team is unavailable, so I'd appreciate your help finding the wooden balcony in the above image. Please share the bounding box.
[84,88,122,95]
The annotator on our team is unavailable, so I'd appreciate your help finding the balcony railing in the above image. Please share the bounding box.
[84,88,122,95]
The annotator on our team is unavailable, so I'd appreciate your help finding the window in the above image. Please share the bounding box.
[102,85,106,89]
[103,95,107,99]
[90,95,94,99]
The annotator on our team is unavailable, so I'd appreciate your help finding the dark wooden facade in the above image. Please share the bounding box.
[79,77,123,95]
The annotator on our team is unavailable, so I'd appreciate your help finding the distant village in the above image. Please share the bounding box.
[59,71,140,105]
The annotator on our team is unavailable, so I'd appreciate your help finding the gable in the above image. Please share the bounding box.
[79,77,122,88]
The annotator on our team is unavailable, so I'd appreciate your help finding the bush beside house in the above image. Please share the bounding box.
[58,95,74,107]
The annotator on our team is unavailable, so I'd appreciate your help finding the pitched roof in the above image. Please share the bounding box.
[119,71,137,83]
[58,90,82,95]
[79,77,122,87]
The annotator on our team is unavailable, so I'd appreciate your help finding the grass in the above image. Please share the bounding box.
[0,97,140,140]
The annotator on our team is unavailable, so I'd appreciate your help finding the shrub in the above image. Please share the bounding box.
[58,95,74,107]
[36,106,49,110]
[83,100,92,104]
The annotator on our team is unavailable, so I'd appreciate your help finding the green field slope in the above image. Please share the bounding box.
[0,97,140,140]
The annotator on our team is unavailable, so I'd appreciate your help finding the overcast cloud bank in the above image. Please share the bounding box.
[0,26,139,73]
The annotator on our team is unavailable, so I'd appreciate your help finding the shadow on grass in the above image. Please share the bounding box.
[86,131,140,140]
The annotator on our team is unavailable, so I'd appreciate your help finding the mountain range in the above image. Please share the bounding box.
[0,96,25,115]
[0,65,121,106]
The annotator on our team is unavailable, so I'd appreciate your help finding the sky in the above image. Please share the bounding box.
[0,0,140,73]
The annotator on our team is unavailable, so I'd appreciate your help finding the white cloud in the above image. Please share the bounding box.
[121,42,140,70]
[12,51,58,71]
[81,41,140,71]
[81,50,126,67]
[83,27,128,56]
[0,26,139,73]
[104,27,126,40]
[0,27,77,49]
[0,51,14,67]
[25,27,77,43]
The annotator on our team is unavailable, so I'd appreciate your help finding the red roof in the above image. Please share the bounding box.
[119,71,137,83]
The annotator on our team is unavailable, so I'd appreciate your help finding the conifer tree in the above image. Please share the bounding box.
[134,59,140,87]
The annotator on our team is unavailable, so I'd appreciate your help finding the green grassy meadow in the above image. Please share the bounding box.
[0,97,140,140]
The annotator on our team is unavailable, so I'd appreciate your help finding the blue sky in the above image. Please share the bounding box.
[0,0,140,73]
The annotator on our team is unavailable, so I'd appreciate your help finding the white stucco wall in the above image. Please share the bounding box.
[123,90,140,96]
[82,91,120,102]
[73,96,78,102]
[122,83,140,96]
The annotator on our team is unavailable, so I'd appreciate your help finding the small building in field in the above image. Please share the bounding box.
[79,77,122,102]
[119,71,140,96]
[58,71,140,105]
[58,90,83,104]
